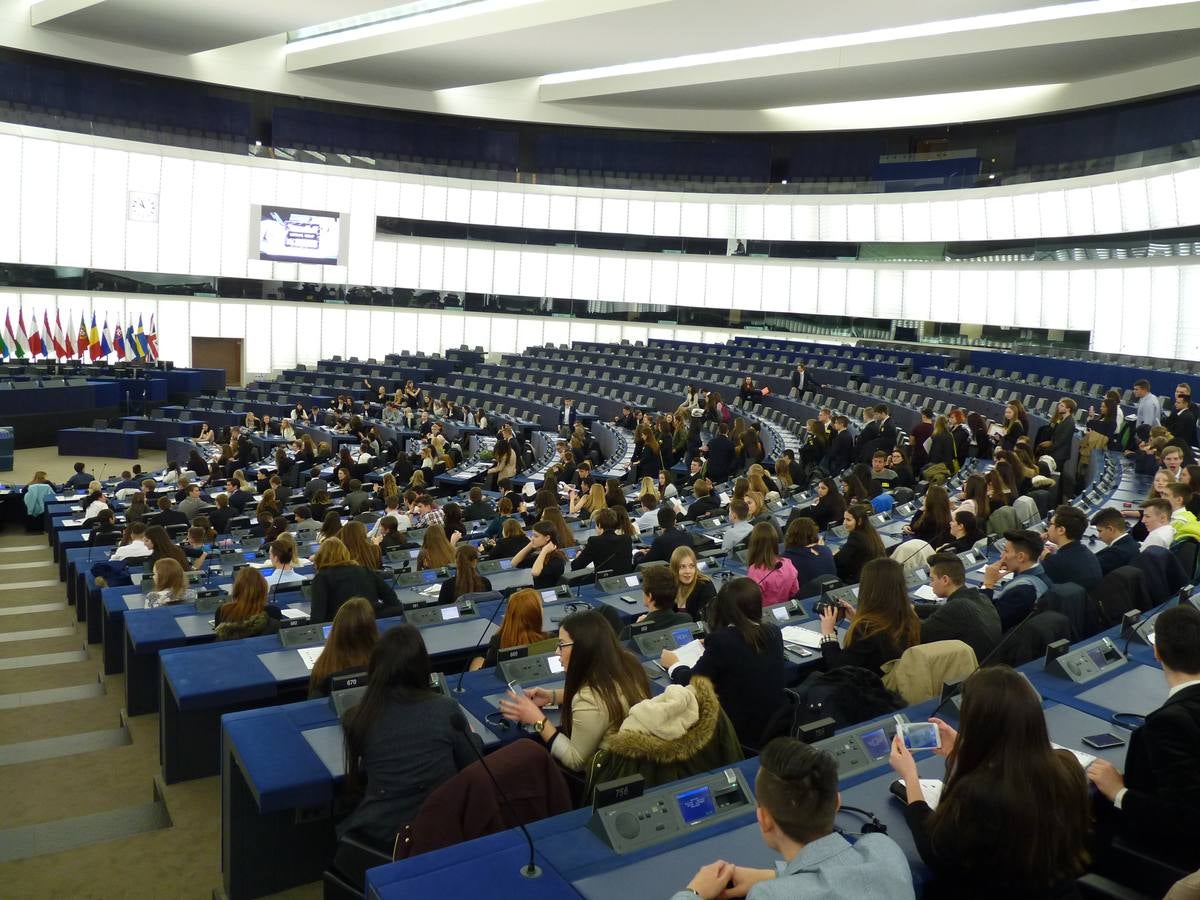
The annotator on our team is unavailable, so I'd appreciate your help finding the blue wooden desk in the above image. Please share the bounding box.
[57,427,151,458]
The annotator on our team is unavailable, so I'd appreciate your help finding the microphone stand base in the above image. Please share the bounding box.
[520,865,543,879]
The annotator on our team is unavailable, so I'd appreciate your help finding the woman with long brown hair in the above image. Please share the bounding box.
[416,523,456,571]
[144,524,190,570]
[215,567,279,640]
[144,558,196,609]
[539,506,577,548]
[499,609,651,771]
[889,666,1090,899]
[956,473,990,522]
[340,520,381,571]
[818,556,919,676]
[832,503,886,584]
[439,543,492,605]
[255,488,281,522]
[467,588,547,671]
[308,597,379,698]
[906,484,951,546]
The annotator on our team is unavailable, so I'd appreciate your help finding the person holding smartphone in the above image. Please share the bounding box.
[887,667,1090,899]
[510,521,566,589]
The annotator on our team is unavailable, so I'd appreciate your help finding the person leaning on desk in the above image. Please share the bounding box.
[673,738,914,900]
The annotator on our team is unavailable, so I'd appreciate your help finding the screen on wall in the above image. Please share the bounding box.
[259,206,341,265]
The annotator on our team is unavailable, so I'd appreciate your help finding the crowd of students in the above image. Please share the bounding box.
[42,368,1200,899]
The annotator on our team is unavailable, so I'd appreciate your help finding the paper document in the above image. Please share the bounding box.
[297,647,324,671]
[1052,742,1097,769]
[899,778,944,809]
[781,626,823,649]
[280,608,307,620]
[670,639,706,669]
[912,585,940,603]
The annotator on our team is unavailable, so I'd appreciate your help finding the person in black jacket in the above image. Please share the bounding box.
[152,495,189,529]
[571,508,634,576]
[889,666,1091,900]
[637,507,695,565]
[833,504,886,585]
[916,553,1001,662]
[788,477,846,531]
[924,416,957,474]
[437,543,493,605]
[685,479,721,521]
[824,416,854,475]
[1163,383,1198,464]
[1091,508,1141,574]
[790,362,820,396]
[309,537,400,623]
[703,424,736,484]
[818,557,918,676]
[1087,604,1200,870]
[1044,398,1078,473]
[672,545,717,622]
[661,576,785,750]
[1040,504,1103,591]
[630,565,692,633]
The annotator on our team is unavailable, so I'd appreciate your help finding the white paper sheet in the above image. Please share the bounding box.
[781,625,823,649]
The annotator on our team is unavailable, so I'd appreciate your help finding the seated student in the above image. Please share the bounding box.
[782,517,837,590]
[263,539,305,590]
[663,577,785,750]
[309,538,400,623]
[180,525,211,565]
[499,609,651,771]
[153,496,189,529]
[833,503,887,585]
[66,461,95,489]
[722,498,754,552]
[374,516,414,553]
[341,521,383,571]
[673,737,914,900]
[745,522,799,607]
[1140,498,1176,550]
[468,588,548,671]
[980,530,1051,631]
[1040,504,1103,591]
[415,523,455,571]
[917,553,1001,662]
[746,492,784,544]
[308,597,379,698]
[1087,604,1200,869]
[1167,482,1200,539]
[633,493,661,532]
[672,545,717,622]
[483,497,518,539]
[510,521,567,589]
[888,666,1090,900]
[214,568,281,641]
[1091,507,1141,574]
[638,507,694,565]
[818,557,920,675]
[110,522,152,561]
[483,517,528,561]
[438,544,493,605]
[934,510,985,555]
[461,486,494,522]
[903,485,952,547]
[685,478,721,521]
[144,524,191,570]
[338,625,480,851]
[631,566,692,631]
[291,505,322,540]
[143,558,197,609]
[208,494,236,534]
[87,508,121,544]
[571,507,634,576]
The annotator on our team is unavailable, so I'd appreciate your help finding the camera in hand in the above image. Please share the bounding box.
[813,598,847,619]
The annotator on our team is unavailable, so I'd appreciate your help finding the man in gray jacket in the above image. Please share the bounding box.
[671,738,914,900]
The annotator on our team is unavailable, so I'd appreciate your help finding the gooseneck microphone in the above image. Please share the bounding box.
[755,559,783,589]
[455,593,507,694]
[448,710,542,879]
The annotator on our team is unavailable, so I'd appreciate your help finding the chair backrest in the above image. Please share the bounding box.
[1090,565,1150,627]
[881,640,978,705]
[1040,582,1103,641]
[1012,495,1041,528]
[1170,538,1200,583]
[986,505,1021,536]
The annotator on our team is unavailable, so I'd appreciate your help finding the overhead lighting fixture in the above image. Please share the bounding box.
[288,0,485,43]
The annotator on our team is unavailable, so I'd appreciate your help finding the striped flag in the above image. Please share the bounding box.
[5,310,25,359]
[129,320,144,360]
[26,310,45,358]
[100,318,112,358]
[136,315,150,359]
[113,322,126,360]
[52,310,68,359]
[43,310,61,358]
[88,312,101,361]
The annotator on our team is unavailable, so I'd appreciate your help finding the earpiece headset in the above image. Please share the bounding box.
[835,805,888,836]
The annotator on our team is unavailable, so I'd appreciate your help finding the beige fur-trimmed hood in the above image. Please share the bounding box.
[605,676,720,763]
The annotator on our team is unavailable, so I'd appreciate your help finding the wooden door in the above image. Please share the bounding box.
[191,337,244,387]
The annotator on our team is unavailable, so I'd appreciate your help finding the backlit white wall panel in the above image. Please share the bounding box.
[0,135,20,262]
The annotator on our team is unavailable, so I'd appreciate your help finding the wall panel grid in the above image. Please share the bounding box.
[6,127,1200,284]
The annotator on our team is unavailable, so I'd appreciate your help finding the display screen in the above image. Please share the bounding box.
[499,559,512,570]
[440,606,460,621]
[322,624,333,639]
[901,722,940,750]
[547,655,564,674]
[626,575,640,587]
[1087,646,1108,669]
[677,786,717,825]
[860,727,890,759]
[541,589,557,602]
[259,206,340,265]
[672,627,692,647]
[422,571,437,583]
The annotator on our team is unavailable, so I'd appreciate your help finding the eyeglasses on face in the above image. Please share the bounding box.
[556,640,574,651]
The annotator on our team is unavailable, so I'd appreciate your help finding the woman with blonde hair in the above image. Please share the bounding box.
[308,597,378,698]
[144,558,196,609]
[416,524,456,570]
[340,520,382,571]
[570,482,607,517]
[671,545,716,621]
[309,537,398,623]
[408,470,427,492]
[469,588,548,671]
[214,568,278,640]
[639,476,660,502]
[773,458,794,490]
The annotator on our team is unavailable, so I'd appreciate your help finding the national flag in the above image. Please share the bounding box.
[76,314,89,359]
[147,314,159,361]
[88,312,101,361]
[43,311,59,358]
[136,315,150,359]
[0,320,7,359]
[27,310,44,358]
[100,318,112,358]
[51,310,67,358]
[113,322,126,360]
[5,310,25,359]
[17,310,30,359]
[128,320,144,359]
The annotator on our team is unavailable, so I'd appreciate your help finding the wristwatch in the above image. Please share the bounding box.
[534,717,549,735]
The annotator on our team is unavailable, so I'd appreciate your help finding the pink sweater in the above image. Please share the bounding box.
[747,557,800,607]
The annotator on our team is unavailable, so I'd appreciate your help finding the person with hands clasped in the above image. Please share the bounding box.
[499,610,650,772]
[510,521,567,589]
[671,737,914,900]
[886,666,1090,900]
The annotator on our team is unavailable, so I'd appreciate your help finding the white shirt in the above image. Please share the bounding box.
[84,500,109,520]
[111,543,152,560]
[1142,524,1175,551]
[634,509,660,532]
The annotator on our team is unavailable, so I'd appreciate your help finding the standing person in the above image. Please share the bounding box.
[888,666,1091,900]
[498,610,651,771]
[337,626,480,851]
[1133,379,1162,441]
[790,361,821,397]
[1163,383,1198,464]
[909,408,935,471]
[818,557,919,676]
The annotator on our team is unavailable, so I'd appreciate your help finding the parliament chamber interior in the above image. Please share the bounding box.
[1,3,1200,899]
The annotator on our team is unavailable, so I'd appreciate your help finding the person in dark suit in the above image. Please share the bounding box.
[684,479,721,521]
[152,496,189,529]
[1091,508,1141,575]
[1087,604,1200,869]
[872,405,898,456]
[462,486,494,522]
[1041,505,1103,591]
[309,537,400,623]
[855,409,880,465]
[704,424,736,484]
[824,416,854,475]
[917,553,1001,662]
[208,494,237,534]
[790,362,821,396]
[1045,399,1078,472]
[638,507,694,564]
[612,405,637,430]
[1163,383,1198,464]
[909,408,934,471]
[558,397,578,434]
[570,508,634,576]
[662,576,785,750]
